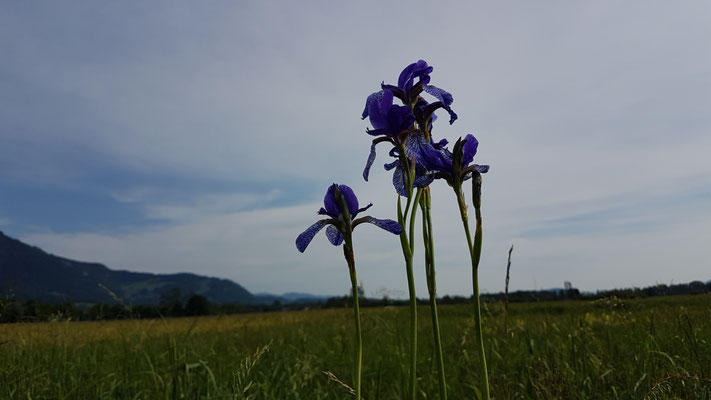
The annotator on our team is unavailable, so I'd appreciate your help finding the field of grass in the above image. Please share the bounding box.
[1,294,710,399]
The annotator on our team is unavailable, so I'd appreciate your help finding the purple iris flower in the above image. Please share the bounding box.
[409,134,490,186]
[363,60,456,125]
[363,60,457,127]
[295,184,403,253]
[361,60,460,195]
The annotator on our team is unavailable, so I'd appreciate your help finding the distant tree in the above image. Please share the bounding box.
[159,288,184,317]
[688,281,706,294]
[0,301,22,323]
[185,294,210,316]
[23,300,38,319]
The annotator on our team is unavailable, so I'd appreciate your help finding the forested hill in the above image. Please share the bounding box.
[0,231,256,305]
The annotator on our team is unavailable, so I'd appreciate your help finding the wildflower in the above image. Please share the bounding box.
[409,133,489,187]
[295,184,402,253]
[296,184,401,400]
[361,60,458,195]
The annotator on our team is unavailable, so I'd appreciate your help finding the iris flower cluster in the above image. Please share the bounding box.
[362,60,488,197]
[295,60,492,400]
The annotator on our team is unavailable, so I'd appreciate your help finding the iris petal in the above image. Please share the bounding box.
[338,184,359,217]
[363,142,377,181]
[326,225,344,246]
[295,220,329,253]
[363,217,403,235]
[361,90,383,120]
[368,90,393,130]
[384,159,399,171]
[407,133,450,172]
[398,60,433,93]
[423,84,453,106]
[323,186,339,217]
[389,105,416,134]
[461,134,479,167]
[392,164,407,196]
[444,106,458,125]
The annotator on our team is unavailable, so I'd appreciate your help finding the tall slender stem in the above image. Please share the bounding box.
[343,236,362,400]
[397,195,416,399]
[394,137,423,400]
[397,188,422,400]
[454,182,490,400]
[420,188,447,400]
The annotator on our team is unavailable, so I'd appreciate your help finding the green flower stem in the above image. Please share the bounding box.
[453,179,490,400]
[394,138,423,400]
[343,233,362,400]
[397,187,423,400]
[420,187,447,400]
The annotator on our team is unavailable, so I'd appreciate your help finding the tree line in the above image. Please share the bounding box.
[1,280,709,324]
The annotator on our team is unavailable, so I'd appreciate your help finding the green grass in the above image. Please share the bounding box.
[1,295,710,399]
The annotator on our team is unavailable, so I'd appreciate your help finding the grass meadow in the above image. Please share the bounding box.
[1,294,710,399]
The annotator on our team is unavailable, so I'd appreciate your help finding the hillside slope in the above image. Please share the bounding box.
[0,231,255,304]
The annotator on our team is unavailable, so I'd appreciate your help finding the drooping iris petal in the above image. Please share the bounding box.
[461,134,479,167]
[423,85,457,124]
[392,164,407,196]
[444,107,458,125]
[423,85,453,106]
[362,217,403,235]
[296,220,329,253]
[326,225,344,246]
[363,142,378,181]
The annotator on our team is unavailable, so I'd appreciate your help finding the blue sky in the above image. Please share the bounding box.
[1,1,710,297]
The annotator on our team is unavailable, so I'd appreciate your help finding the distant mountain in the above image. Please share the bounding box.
[0,231,257,305]
[254,292,330,304]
